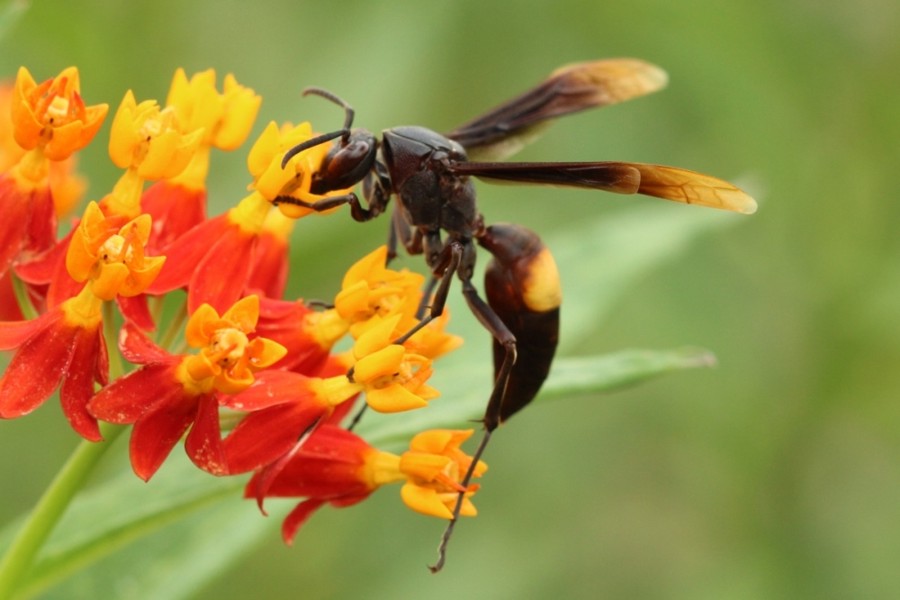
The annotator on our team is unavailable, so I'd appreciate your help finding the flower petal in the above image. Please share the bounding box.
[222,400,329,474]
[129,392,202,481]
[117,321,172,364]
[186,226,256,314]
[0,310,74,419]
[184,394,227,475]
[281,499,326,545]
[89,362,181,423]
[400,482,454,519]
[366,384,429,413]
[60,324,105,440]
[145,214,230,295]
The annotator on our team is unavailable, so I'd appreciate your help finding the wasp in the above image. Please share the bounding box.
[275,59,755,571]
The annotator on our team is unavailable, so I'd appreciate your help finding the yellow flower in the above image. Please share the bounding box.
[11,66,108,161]
[247,121,350,217]
[398,429,488,519]
[108,90,204,180]
[350,315,439,413]
[166,68,261,151]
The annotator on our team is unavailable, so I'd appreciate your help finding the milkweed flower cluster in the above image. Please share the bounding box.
[0,66,484,544]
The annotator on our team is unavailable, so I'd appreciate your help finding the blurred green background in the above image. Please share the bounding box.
[2,0,899,598]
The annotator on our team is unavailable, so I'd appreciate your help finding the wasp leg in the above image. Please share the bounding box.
[430,223,560,573]
[271,192,377,223]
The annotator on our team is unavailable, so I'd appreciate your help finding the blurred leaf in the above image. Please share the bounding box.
[358,346,717,448]
[549,203,749,351]
[0,0,27,40]
[6,452,268,600]
[541,346,717,397]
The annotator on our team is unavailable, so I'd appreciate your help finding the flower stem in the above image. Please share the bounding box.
[10,274,38,321]
[0,423,124,599]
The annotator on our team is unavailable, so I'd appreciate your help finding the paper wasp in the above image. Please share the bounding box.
[275,58,755,571]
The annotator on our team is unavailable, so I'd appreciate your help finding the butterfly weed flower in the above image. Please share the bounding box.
[244,425,487,544]
[0,67,106,283]
[220,313,441,474]
[87,295,285,480]
[0,201,164,440]
[147,120,347,314]
[142,69,261,252]
[15,86,205,314]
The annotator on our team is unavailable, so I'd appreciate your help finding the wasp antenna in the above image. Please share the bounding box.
[280,129,347,169]
[302,86,355,135]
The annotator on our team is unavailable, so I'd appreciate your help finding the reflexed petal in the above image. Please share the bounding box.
[281,499,326,545]
[145,215,230,294]
[88,362,181,424]
[0,176,34,275]
[0,316,43,350]
[222,369,316,411]
[129,393,201,481]
[116,294,156,331]
[186,226,256,314]
[222,400,330,474]
[140,181,207,252]
[0,310,73,418]
[60,324,105,440]
[118,320,172,364]
[185,394,227,475]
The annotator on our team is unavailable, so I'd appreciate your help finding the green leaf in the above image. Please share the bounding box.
[548,203,746,351]
[6,451,272,600]
[355,346,717,448]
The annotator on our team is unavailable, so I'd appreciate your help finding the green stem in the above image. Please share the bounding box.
[0,423,124,599]
[156,297,188,351]
[10,274,38,321]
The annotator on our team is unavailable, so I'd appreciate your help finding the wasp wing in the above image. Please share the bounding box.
[446,59,668,160]
[450,161,757,214]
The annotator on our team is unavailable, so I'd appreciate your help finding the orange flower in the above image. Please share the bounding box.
[11,66,108,162]
[181,295,286,395]
[65,201,165,301]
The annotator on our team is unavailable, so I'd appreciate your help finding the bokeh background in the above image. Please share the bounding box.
[2,0,899,598]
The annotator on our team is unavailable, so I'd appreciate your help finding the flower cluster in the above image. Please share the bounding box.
[0,67,484,543]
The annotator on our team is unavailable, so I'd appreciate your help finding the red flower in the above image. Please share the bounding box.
[247,425,488,545]
[0,284,107,440]
[245,425,391,544]
[88,296,286,480]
